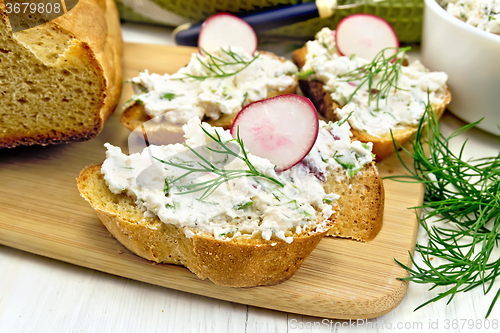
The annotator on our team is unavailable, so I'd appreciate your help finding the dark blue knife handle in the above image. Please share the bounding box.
[174,2,319,46]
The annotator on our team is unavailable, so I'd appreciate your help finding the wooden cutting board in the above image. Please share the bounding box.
[0,43,423,320]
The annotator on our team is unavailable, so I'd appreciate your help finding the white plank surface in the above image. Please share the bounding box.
[0,22,499,333]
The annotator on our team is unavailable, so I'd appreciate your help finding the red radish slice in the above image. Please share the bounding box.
[335,14,399,60]
[230,95,319,172]
[198,13,257,55]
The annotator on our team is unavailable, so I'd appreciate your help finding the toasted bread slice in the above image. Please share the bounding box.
[121,82,298,132]
[292,46,451,161]
[77,164,336,287]
[77,159,383,286]
[120,51,298,132]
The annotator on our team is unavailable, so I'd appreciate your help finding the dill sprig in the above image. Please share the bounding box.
[173,47,260,81]
[386,102,500,318]
[337,46,411,109]
[153,125,284,200]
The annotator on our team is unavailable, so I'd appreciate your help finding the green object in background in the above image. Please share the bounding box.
[116,0,424,43]
[268,0,424,43]
[115,1,160,25]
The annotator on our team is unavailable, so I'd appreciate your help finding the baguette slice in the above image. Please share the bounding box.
[77,164,337,287]
[292,46,451,161]
[120,51,298,132]
[0,0,122,148]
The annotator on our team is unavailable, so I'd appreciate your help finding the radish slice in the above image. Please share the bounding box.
[198,13,257,54]
[335,14,399,60]
[230,95,319,172]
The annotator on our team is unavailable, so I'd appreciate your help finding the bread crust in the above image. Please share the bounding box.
[0,0,122,148]
[77,164,336,287]
[55,0,123,128]
[120,51,298,132]
[292,46,451,161]
[324,162,384,241]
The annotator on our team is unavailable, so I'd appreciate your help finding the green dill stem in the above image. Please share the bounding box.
[337,46,411,108]
[173,47,260,81]
[153,125,284,201]
[237,202,253,210]
[386,102,500,318]
[201,126,284,188]
[297,69,315,80]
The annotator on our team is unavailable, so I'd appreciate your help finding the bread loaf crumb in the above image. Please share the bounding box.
[0,0,122,148]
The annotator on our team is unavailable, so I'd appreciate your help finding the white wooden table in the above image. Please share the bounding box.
[0,23,499,333]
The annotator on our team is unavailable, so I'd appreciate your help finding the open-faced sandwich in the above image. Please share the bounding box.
[121,48,298,131]
[77,95,384,287]
[121,14,299,132]
[292,17,451,161]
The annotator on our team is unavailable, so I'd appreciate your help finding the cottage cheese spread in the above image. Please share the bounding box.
[128,47,298,124]
[301,28,449,137]
[101,117,373,243]
[438,0,500,35]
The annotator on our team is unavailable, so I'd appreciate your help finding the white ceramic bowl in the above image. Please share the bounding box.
[422,0,500,136]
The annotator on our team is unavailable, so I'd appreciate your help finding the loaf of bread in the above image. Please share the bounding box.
[292,29,451,161]
[77,116,384,287]
[0,0,122,148]
[121,50,298,132]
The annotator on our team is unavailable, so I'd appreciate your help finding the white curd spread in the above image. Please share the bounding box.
[127,47,298,124]
[300,28,449,137]
[101,117,373,243]
[438,0,500,35]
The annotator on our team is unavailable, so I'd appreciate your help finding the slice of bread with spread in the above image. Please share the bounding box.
[77,164,336,287]
[77,117,384,287]
[0,0,122,148]
[120,50,298,132]
[292,28,451,161]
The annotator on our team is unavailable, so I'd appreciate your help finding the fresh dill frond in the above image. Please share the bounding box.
[153,125,284,200]
[337,46,411,108]
[173,47,260,81]
[337,111,354,125]
[386,102,500,318]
